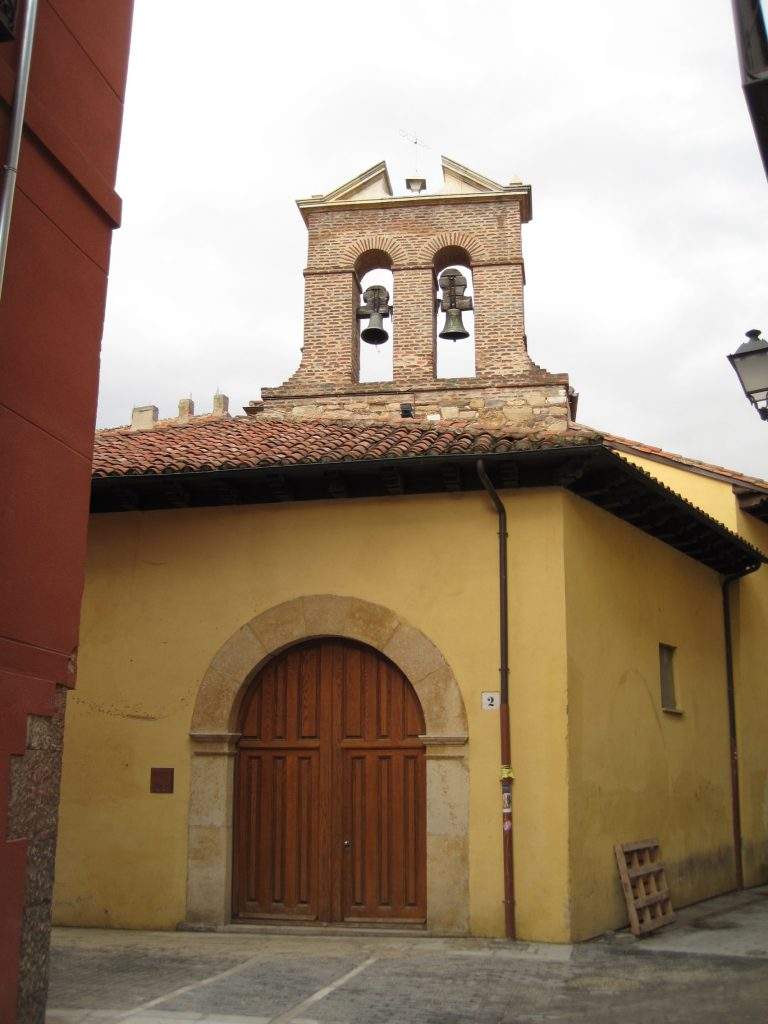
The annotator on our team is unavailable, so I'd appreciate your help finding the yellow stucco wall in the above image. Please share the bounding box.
[730,509,768,887]
[563,490,736,940]
[623,454,768,893]
[53,453,768,943]
[53,489,572,941]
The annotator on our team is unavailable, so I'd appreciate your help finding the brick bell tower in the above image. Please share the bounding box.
[249,156,575,432]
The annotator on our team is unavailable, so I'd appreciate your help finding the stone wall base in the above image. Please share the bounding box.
[8,686,67,1024]
[249,381,573,434]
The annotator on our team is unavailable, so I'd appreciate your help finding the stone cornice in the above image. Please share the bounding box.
[296,187,532,224]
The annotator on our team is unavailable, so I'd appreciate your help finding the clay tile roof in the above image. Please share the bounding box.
[92,416,600,478]
[603,433,768,494]
[90,415,766,574]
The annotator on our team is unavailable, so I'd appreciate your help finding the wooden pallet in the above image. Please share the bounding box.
[614,839,675,936]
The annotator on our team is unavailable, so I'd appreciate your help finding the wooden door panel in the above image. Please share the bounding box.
[401,752,422,910]
[342,749,426,921]
[234,748,320,919]
[240,645,324,744]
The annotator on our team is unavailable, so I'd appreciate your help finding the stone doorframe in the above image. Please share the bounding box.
[186,595,469,933]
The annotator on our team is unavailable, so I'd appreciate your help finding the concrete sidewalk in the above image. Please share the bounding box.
[626,883,768,958]
[46,886,768,1024]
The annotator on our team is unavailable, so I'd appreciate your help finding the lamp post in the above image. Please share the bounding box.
[728,329,768,421]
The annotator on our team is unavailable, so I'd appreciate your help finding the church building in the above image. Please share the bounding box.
[52,158,768,943]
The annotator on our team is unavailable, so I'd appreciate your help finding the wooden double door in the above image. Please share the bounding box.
[233,638,427,924]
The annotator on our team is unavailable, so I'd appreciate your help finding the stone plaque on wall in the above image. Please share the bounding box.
[150,767,174,794]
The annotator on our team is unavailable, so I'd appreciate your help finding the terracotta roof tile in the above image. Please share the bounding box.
[93,416,600,478]
[90,415,766,573]
[603,432,768,493]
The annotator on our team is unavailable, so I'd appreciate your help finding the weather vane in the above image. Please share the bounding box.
[399,129,431,194]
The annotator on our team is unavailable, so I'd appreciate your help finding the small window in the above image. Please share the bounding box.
[659,643,680,713]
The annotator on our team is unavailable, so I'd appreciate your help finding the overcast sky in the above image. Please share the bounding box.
[99,0,768,476]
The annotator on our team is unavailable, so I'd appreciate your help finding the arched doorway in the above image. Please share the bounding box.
[232,637,427,924]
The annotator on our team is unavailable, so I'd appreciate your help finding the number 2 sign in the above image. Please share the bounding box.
[481,691,500,710]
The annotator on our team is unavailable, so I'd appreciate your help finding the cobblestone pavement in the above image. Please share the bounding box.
[47,890,768,1024]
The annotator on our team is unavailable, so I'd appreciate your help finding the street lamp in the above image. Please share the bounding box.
[728,329,768,421]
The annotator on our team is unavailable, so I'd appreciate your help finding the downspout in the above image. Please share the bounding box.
[477,459,516,940]
[0,0,40,301]
[722,560,761,891]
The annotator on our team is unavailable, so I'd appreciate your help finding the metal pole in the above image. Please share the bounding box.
[0,0,40,302]
[477,459,516,940]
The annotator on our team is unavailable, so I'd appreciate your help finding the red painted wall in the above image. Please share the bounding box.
[0,2,133,1017]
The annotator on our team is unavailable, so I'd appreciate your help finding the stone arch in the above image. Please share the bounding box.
[191,594,467,740]
[343,234,409,271]
[186,595,469,934]
[421,230,488,267]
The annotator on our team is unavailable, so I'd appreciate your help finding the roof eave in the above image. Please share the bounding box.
[89,444,765,577]
[735,486,768,523]
[605,437,768,494]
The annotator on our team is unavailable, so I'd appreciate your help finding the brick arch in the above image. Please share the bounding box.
[343,234,409,271]
[421,230,488,266]
[186,595,469,933]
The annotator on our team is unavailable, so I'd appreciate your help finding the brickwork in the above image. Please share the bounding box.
[305,201,517,270]
[473,264,526,378]
[346,232,408,268]
[282,272,359,390]
[262,171,573,429]
[392,267,435,386]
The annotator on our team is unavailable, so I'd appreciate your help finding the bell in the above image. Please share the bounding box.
[357,284,391,345]
[437,267,472,342]
[361,311,389,345]
[439,308,470,341]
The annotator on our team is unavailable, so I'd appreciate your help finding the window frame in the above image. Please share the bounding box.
[659,642,683,715]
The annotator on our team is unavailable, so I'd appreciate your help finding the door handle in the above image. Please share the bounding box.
[343,839,352,848]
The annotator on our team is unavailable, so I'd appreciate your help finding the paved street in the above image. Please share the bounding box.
[47,887,768,1024]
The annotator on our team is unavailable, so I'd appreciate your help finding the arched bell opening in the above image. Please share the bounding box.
[355,250,394,383]
[433,246,475,381]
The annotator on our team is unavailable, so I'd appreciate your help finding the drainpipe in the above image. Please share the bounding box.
[0,0,40,301]
[477,459,516,940]
[722,561,761,891]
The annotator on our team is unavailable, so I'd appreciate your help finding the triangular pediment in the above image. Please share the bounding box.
[320,161,393,203]
[441,155,506,195]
